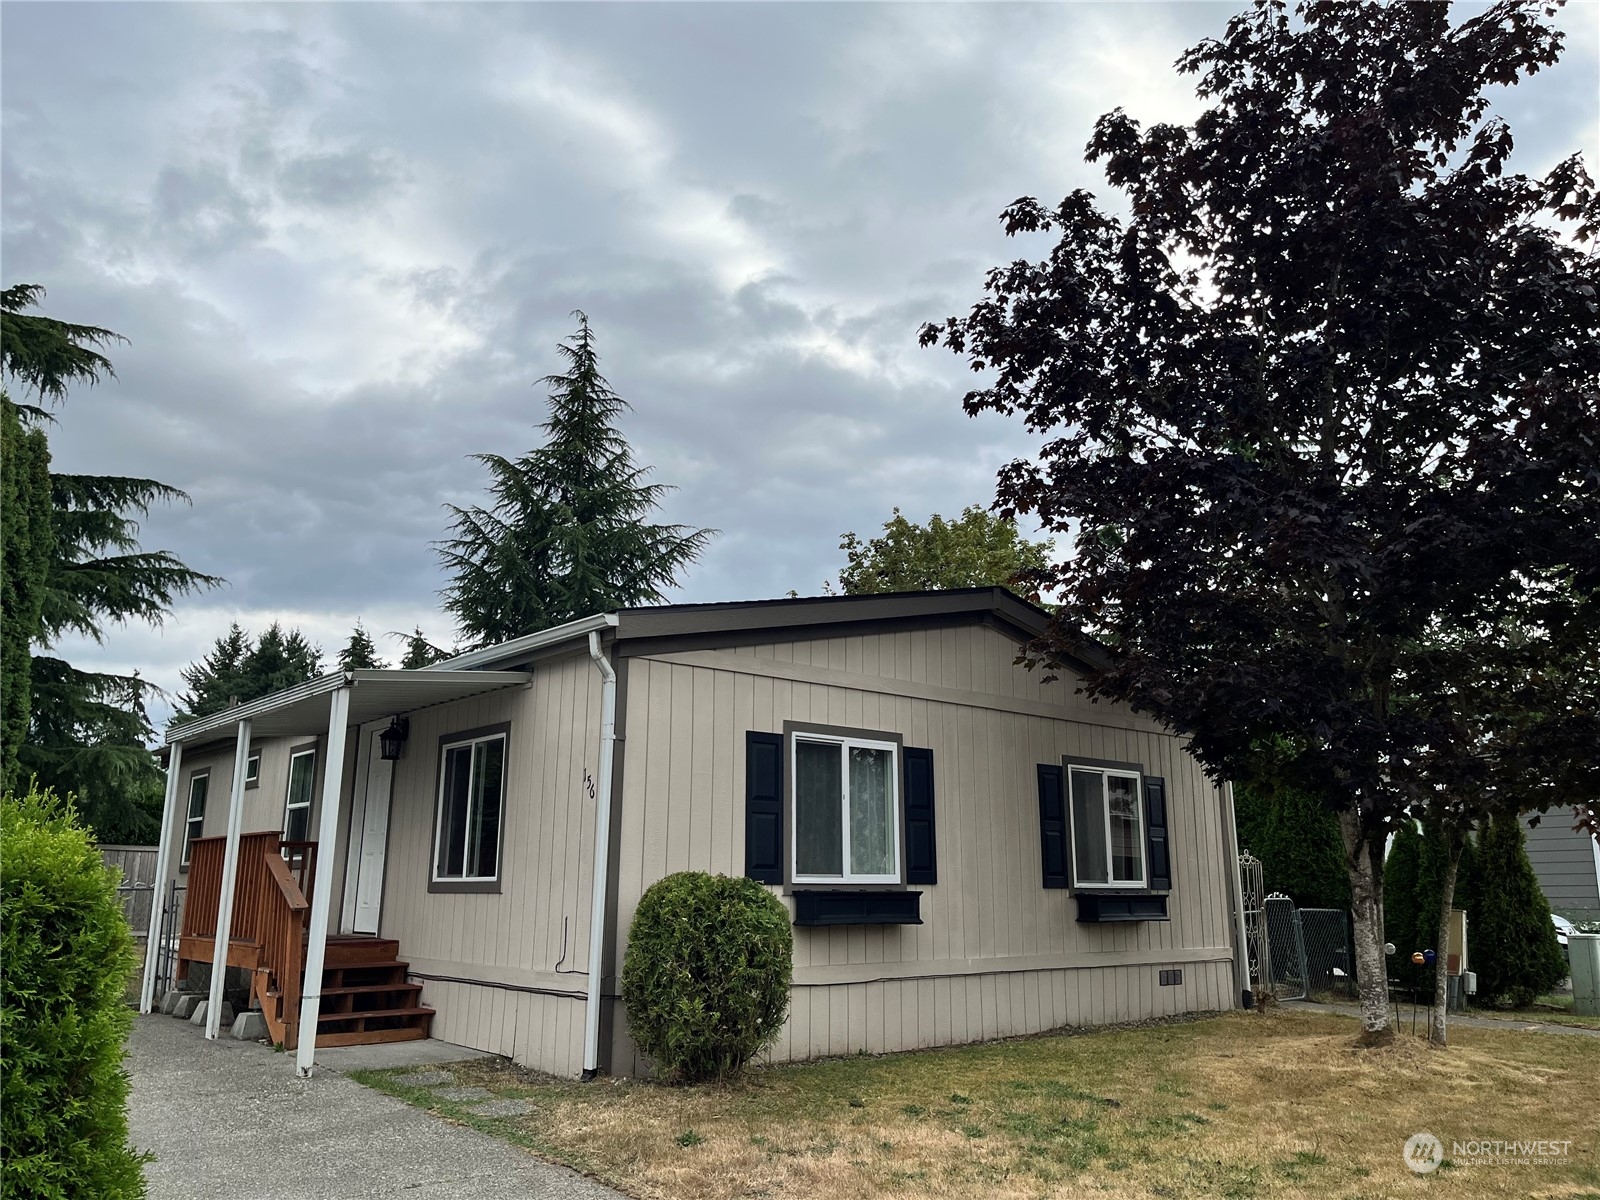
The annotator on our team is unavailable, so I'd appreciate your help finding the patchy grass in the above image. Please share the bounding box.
[352,1009,1600,1200]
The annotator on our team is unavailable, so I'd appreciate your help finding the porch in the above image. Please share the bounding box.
[139,664,535,1076]
[177,832,433,1048]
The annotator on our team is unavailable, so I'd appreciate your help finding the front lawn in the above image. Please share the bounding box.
[352,1009,1600,1199]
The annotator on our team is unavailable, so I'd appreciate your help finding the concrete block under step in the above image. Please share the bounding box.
[467,1099,536,1119]
[189,1000,235,1028]
[393,1069,457,1087]
[171,994,203,1020]
[230,1010,270,1041]
[160,990,186,1015]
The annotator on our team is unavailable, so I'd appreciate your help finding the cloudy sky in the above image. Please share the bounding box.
[4,2,1596,729]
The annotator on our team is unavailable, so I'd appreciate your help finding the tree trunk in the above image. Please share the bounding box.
[1429,826,1466,1046]
[1339,806,1395,1045]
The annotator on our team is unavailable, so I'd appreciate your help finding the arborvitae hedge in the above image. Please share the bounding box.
[1383,821,1476,999]
[1466,814,1569,1009]
[621,872,791,1083]
[1233,781,1350,910]
[1,785,147,1199]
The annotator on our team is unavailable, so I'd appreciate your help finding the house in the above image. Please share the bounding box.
[1523,813,1600,927]
[138,588,1252,1078]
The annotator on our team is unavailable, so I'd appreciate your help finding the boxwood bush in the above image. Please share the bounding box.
[2,785,147,1199]
[621,871,792,1082]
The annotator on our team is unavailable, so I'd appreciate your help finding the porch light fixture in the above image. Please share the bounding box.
[379,717,410,761]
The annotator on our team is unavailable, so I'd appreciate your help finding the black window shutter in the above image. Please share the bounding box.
[1038,764,1069,888]
[744,731,784,884]
[1144,775,1171,891]
[903,747,937,885]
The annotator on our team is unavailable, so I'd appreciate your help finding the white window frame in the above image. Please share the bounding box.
[1067,765,1147,889]
[790,732,901,885]
[181,770,208,867]
[244,751,261,789]
[431,731,508,884]
[282,748,316,843]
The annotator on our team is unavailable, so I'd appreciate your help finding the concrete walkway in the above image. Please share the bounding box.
[127,1015,621,1199]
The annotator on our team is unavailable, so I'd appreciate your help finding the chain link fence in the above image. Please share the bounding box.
[1237,856,1357,1003]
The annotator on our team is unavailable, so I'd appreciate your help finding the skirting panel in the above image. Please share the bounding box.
[607,958,1236,1078]
[416,977,587,1079]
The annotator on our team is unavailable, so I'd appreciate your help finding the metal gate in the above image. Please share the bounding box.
[1264,893,1309,1000]
[1238,851,1270,996]
[1300,908,1356,1000]
[151,880,186,1001]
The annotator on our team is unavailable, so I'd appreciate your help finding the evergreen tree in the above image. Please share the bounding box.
[1234,780,1349,910]
[337,621,385,671]
[1466,814,1569,1008]
[175,623,322,722]
[832,506,1053,596]
[397,627,448,669]
[2,285,220,840]
[1382,823,1428,992]
[0,396,53,795]
[438,313,714,648]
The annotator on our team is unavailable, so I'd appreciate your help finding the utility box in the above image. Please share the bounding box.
[1570,933,1600,1018]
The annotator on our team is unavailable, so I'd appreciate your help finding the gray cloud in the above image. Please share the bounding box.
[3,1,1595,730]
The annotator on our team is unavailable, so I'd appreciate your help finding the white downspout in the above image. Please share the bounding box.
[139,739,184,1013]
[581,629,618,1080]
[1221,781,1253,1009]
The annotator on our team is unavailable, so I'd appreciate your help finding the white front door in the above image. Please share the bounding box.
[352,729,394,935]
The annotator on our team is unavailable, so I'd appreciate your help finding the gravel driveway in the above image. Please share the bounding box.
[127,1015,621,1199]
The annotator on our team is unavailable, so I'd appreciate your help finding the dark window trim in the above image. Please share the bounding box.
[782,720,906,892]
[1064,754,1148,892]
[282,741,319,841]
[428,721,511,895]
[180,768,210,872]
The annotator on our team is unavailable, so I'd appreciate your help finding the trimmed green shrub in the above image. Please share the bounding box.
[621,871,792,1083]
[1466,814,1569,1009]
[2,785,147,1199]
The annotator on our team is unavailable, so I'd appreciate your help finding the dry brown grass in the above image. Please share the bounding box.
[353,1009,1600,1200]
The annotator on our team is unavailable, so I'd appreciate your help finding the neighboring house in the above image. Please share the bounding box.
[1524,812,1600,926]
[139,588,1249,1078]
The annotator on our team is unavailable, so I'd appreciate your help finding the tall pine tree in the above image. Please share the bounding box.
[337,621,385,671]
[1,285,221,839]
[439,313,714,648]
[175,623,322,722]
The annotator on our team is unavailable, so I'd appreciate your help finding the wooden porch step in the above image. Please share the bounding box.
[314,1026,430,1048]
[322,981,424,997]
[321,937,403,967]
[317,1005,434,1025]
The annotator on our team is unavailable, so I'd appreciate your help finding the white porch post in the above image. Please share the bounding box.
[206,719,252,1039]
[139,740,185,1013]
[296,686,351,1077]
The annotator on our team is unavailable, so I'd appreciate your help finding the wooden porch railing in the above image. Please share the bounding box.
[179,832,316,1047]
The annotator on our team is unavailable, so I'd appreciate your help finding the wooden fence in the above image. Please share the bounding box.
[100,844,159,937]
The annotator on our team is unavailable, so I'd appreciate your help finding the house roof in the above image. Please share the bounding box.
[436,586,1104,674]
[164,588,1103,746]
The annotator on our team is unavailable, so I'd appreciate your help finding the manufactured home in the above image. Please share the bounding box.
[139,588,1251,1077]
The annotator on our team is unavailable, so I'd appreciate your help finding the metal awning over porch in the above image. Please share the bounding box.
[164,667,533,746]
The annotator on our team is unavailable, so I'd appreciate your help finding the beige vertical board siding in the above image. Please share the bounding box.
[378,650,601,1076]
[606,622,1238,1074]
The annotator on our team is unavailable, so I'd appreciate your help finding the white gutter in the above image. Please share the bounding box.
[1221,781,1253,1009]
[426,613,618,673]
[581,629,619,1080]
